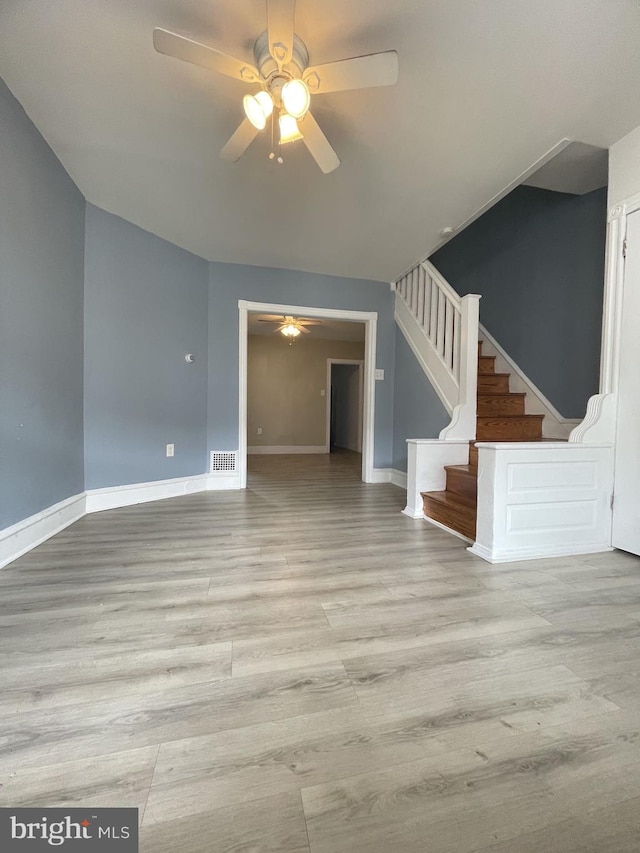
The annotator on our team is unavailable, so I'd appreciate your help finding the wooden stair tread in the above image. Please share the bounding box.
[421,489,476,508]
[477,392,525,398]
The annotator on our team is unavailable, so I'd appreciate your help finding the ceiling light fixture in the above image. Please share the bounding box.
[243,90,274,130]
[279,112,303,144]
[281,322,302,338]
[281,79,310,119]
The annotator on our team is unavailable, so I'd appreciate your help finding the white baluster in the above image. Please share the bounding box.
[444,298,454,371]
[436,287,445,356]
[452,309,461,381]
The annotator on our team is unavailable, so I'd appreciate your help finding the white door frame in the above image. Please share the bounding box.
[238,300,378,487]
[570,190,640,444]
[325,359,364,453]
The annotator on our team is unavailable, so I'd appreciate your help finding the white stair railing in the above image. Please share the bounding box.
[395,260,480,440]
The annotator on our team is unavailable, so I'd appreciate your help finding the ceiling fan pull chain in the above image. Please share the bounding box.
[269,110,276,160]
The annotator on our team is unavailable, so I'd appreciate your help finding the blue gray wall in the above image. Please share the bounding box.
[392,329,450,471]
[208,263,395,468]
[0,79,85,529]
[431,185,606,418]
[84,205,209,489]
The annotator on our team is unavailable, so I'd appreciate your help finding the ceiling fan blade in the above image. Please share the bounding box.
[153,28,260,83]
[300,112,340,174]
[303,50,398,94]
[220,119,260,163]
[267,0,295,68]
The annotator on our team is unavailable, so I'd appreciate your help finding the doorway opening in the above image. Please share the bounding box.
[326,359,364,455]
[238,300,377,488]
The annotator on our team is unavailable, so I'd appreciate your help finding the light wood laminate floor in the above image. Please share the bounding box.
[2,451,640,851]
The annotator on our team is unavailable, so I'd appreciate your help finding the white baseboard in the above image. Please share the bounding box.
[247,446,327,455]
[422,514,474,544]
[402,507,425,519]
[86,474,210,513]
[370,468,407,488]
[206,474,242,491]
[0,471,244,570]
[479,323,581,440]
[0,493,86,570]
[468,541,613,564]
[390,469,407,489]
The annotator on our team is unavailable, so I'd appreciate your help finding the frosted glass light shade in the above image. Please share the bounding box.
[281,79,311,119]
[243,91,273,130]
[279,113,303,144]
[281,323,301,337]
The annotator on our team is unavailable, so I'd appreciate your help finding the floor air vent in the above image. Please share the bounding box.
[210,451,237,473]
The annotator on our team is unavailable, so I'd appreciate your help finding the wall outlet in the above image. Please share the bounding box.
[166,443,175,457]
[320,389,326,397]
[257,427,263,435]
[375,369,385,380]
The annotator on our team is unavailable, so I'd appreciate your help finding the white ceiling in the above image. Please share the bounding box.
[523,142,608,195]
[248,314,365,341]
[2,0,640,281]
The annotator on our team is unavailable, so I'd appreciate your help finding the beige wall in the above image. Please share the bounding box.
[248,335,365,450]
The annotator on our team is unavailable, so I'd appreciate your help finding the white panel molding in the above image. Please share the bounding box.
[0,493,86,570]
[239,300,377,484]
[85,473,211,513]
[403,439,470,518]
[478,323,580,440]
[471,441,613,563]
[247,445,327,455]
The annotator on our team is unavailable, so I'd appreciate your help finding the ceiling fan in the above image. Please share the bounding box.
[256,314,322,339]
[153,0,399,173]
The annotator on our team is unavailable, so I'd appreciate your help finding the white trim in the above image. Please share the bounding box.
[247,445,326,455]
[0,493,86,570]
[85,473,211,513]
[238,301,249,488]
[370,468,410,489]
[239,300,377,484]
[423,514,474,544]
[390,469,407,489]
[478,322,580,440]
[325,359,364,454]
[206,474,243,490]
[468,541,613,564]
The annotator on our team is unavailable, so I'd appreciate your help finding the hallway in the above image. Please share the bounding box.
[1,455,640,851]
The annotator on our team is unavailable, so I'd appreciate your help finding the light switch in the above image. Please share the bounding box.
[166,443,175,457]
[375,369,385,380]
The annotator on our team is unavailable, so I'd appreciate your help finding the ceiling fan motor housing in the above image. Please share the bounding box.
[254,30,309,84]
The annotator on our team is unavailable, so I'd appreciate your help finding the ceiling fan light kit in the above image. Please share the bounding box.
[278,112,303,144]
[153,0,399,174]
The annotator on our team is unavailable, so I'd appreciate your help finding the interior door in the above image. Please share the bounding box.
[612,209,640,555]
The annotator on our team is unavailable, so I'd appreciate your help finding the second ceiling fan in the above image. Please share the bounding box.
[153,0,399,173]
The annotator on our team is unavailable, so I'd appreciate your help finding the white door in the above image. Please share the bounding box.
[613,209,640,555]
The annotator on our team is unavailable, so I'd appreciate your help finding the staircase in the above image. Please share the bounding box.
[421,341,544,540]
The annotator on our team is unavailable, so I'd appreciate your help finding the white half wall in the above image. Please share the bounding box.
[471,441,614,563]
[403,439,470,518]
